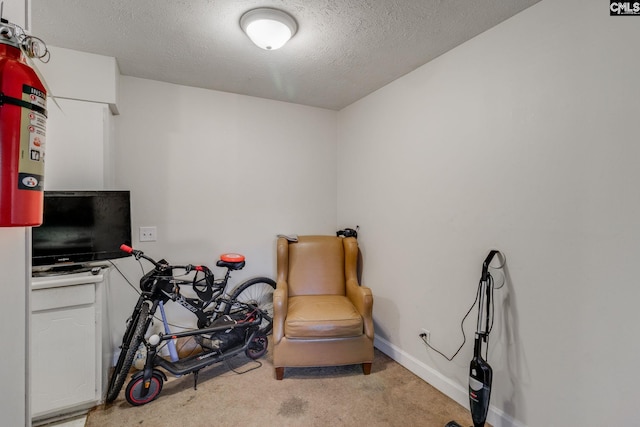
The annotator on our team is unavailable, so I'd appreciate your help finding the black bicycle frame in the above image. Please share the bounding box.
[139,266,235,329]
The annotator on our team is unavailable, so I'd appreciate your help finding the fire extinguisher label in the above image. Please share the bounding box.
[18,84,46,191]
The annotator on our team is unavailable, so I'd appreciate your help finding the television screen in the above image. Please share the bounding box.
[32,190,132,268]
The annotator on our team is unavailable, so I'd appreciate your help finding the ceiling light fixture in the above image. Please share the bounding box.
[240,7,297,50]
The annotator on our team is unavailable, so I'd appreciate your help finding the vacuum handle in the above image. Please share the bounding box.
[481,250,500,282]
[477,249,501,339]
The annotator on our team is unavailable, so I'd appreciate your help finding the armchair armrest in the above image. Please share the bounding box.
[273,237,291,344]
[346,278,374,339]
[273,280,289,344]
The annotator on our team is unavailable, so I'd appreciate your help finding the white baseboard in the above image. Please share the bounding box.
[374,336,525,427]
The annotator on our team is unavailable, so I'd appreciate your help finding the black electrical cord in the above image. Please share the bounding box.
[427,251,506,362]
[224,357,263,375]
[420,282,481,361]
[421,266,502,362]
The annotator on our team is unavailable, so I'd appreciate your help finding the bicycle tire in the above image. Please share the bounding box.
[105,303,150,403]
[225,277,276,334]
[125,372,164,406]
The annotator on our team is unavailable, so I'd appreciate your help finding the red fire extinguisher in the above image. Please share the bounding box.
[0,17,48,226]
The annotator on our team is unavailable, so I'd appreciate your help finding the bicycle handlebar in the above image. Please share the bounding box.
[120,243,160,266]
[119,244,210,276]
[119,243,134,254]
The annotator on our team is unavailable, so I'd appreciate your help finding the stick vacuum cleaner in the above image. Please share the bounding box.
[446,250,500,427]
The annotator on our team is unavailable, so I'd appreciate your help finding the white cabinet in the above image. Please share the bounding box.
[44,98,113,191]
[38,47,120,192]
[31,271,107,421]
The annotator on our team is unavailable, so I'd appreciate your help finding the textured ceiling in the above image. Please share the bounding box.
[30,0,540,111]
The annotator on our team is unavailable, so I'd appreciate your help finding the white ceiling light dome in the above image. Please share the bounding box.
[240,7,298,50]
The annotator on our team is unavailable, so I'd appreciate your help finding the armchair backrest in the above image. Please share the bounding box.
[279,235,356,297]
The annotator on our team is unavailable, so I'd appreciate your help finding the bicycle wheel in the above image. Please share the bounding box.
[225,277,276,334]
[105,303,150,403]
[125,372,164,406]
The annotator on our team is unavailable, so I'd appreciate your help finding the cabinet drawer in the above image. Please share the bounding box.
[32,283,95,312]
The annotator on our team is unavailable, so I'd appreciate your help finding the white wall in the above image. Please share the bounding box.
[2,0,29,30]
[0,229,29,426]
[1,1,32,425]
[109,76,337,339]
[337,0,640,426]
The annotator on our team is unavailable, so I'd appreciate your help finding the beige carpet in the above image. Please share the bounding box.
[88,343,473,427]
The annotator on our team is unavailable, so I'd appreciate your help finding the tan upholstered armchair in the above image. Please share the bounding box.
[272,235,374,380]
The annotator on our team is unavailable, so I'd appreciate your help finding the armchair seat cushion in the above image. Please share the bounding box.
[285,295,364,338]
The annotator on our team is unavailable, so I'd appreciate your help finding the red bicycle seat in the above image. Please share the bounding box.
[220,253,245,263]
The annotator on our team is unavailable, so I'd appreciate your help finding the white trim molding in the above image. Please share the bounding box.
[374,336,526,427]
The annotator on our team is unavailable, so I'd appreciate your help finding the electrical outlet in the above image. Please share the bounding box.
[139,226,157,242]
[421,328,430,344]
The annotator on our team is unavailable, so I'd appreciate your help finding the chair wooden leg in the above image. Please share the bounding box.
[275,367,285,380]
[362,362,372,375]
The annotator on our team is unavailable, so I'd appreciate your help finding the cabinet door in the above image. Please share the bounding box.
[44,98,107,190]
[31,305,96,417]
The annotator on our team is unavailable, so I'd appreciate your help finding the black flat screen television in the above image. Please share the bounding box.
[32,190,132,268]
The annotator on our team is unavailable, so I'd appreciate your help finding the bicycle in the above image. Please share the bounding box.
[105,244,276,404]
